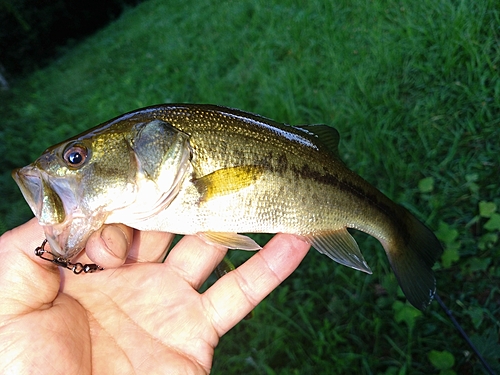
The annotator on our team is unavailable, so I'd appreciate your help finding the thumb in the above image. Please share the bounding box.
[85,224,133,268]
[0,218,60,315]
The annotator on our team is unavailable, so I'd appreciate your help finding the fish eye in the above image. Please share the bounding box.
[63,144,88,168]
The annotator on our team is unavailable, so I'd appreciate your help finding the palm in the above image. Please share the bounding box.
[0,219,309,375]
[66,246,222,374]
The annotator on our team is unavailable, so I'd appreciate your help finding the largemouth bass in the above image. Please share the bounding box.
[13,104,443,310]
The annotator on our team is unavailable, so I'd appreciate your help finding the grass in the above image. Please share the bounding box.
[1,0,499,373]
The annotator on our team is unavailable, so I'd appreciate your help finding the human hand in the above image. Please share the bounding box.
[0,218,310,374]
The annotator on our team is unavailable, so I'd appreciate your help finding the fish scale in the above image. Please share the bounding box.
[13,103,443,310]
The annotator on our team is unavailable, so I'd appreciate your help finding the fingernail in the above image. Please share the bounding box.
[101,225,128,259]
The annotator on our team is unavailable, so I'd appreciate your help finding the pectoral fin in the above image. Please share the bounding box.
[197,232,262,250]
[193,165,264,202]
[305,228,372,274]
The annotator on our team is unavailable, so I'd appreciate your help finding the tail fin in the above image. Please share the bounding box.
[383,210,443,311]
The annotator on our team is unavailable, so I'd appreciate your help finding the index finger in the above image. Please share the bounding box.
[202,233,310,337]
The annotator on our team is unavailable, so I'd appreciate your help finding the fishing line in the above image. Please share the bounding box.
[435,293,496,375]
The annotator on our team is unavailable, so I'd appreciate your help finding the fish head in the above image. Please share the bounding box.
[13,117,192,259]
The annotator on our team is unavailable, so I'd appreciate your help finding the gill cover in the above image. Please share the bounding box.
[106,119,192,224]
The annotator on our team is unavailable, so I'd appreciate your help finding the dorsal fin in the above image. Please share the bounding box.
[296,125,340,155]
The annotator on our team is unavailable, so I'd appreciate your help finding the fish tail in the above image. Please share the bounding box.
[382,209,443,311]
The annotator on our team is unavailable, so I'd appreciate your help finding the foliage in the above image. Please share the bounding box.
[1,0,499,373]
[0,0,145,76]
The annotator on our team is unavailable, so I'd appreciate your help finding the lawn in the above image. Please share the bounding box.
[0,0,499,373]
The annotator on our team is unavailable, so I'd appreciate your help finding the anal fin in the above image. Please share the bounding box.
[305,228,372,274]
[197,232,262,250]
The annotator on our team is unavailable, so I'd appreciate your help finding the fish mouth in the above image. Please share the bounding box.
[13,166,66,225]
[12,165,85,259]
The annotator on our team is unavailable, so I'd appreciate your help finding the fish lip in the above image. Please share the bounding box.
[13,164,97,259]
[12,165,82,258]
[12,166,45,220]
[13,164,72,224]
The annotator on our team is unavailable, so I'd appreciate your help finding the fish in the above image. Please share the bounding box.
[12,104,443,310]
